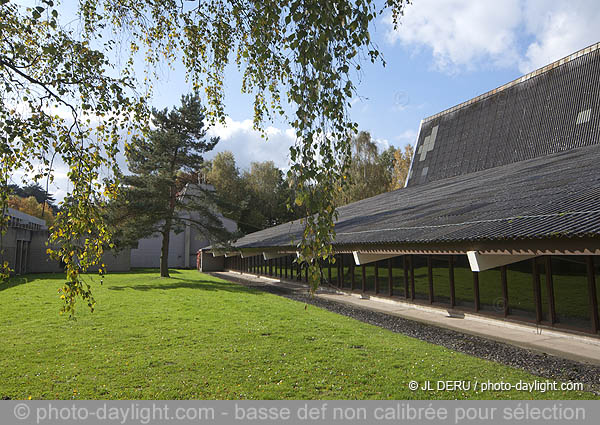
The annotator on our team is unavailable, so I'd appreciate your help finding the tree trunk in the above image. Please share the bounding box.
[161,179,177,278]
[160,219,172,278]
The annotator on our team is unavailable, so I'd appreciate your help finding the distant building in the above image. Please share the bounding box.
[2,207,130,274]
[131,183,237,269]
[216,43,600,336]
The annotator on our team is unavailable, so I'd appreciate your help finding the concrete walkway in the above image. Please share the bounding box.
[213,271,600,366]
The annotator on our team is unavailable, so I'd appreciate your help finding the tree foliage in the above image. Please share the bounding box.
[111,93,231,278]
[0,0,147,315]
[1,0,410,312]
[206,151,303,234]
[391,143,414,190]
[7,195,56,225]
[334,131,414,206]
[336,131,390,205]
[8,183,57,213]
[77,0,410,292]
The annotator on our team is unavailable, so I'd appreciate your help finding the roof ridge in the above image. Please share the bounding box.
[422,41,600,124]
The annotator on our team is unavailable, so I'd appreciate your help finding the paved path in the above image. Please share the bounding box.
[213,271,600,366]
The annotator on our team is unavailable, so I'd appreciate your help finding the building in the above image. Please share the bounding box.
[2,207,130,274]
[131,183,237,269]
[214,43,600,336]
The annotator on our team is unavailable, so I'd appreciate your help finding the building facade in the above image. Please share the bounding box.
[216,43,600,337]
[2,207,130,274]
[131,183,238,269]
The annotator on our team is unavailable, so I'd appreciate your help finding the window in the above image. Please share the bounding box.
[390,256,406,298]
[453,255,474,309]
[363,263,376,292]
[552,256,591,330]
[431,256,451,305]
[375,260,388,295]
[412,255,430,301]
[477,268,503,314]
[506,259,536,320]
[341,254,354,289]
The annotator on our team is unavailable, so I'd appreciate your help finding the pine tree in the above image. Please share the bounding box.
[116,93,231,277]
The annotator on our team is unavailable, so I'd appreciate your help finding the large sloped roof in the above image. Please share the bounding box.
[407,42,600,187]
[229,44,600,253]
[231,143,600,250]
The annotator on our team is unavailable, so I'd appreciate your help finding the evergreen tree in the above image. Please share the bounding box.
[7,183,58,213]
[116,93,231,277]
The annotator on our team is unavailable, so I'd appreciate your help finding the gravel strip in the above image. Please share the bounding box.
[217,273,600,395]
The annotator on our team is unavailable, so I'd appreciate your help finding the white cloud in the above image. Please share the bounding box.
[386,0,600,74]
[395,129,418,145]
[386,0,521,71]
[372,137,390,152]
[206,117,296,171]
[518,0,600,73]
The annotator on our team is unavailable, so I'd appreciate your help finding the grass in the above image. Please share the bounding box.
[0,269,596,400]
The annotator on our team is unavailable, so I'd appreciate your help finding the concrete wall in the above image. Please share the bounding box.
[131,215,238,269]
[88,249,131,273]
[130,230,187,268]
[28,231,62,273]
[3,208,129,275]
[3,229,131,275]
[198,250,224,272]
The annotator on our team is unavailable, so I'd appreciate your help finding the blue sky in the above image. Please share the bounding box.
[146,0,600,172]
[15,0,600,200]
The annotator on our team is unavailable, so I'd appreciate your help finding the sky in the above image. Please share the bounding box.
[13,0,600,201]
[149,0,600,169]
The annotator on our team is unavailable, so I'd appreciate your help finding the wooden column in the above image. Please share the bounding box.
[403,256,409,299]
[473,272,480,312]
[351,263,355,290]
[427,255,434,304]
[409,256,415,300]
[586,256,599,334]
[500,265,509,317]
[544,256,556,325]
[449,256,456,308]
[388,258,393,297]
[361,264,366,293]
[328,260,332,285]
[532,259,543,323]
[374,261,379,294]
[338,255,343,288]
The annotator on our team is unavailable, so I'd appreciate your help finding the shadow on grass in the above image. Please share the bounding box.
[107,278,265,295]
[0,273,65,292]
[129,268,182,275]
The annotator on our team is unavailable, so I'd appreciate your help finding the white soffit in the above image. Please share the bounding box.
[263,252,288,260]
[467,251,535,272]
[353,251,398,266]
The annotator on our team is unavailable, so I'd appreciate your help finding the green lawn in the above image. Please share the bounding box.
[0,269,595,400]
